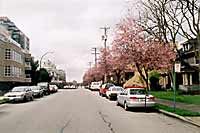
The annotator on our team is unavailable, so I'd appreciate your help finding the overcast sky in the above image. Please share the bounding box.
[0,0,132,82]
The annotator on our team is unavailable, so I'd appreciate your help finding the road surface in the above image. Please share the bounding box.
[0,88,199,133]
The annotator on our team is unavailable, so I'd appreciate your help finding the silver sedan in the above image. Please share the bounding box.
[117,88,155,111]
[4,86,34,102]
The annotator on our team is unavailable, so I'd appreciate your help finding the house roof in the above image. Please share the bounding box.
[123,71,147,88]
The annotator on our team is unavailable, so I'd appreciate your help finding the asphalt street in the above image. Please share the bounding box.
[0,88,199,133]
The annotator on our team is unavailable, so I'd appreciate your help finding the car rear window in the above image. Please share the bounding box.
[129,89,146,95]
[106,84,114,88]
[112,87,123,91]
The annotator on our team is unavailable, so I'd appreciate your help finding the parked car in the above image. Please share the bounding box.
[70,85,77,89]
[117,87,155,111]
[29,86,44,98]
[99,83,115,97]
[37,82,50,95]
[49,85,58,93]
[90,81,102,91]
[106,86,124,100]
[4,86,34,102]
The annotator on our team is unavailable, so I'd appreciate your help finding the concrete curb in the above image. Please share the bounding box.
[158,109,200,128]
[0,103,8,109]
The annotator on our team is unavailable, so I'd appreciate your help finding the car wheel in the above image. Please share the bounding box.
[108,96,111,100]
[124,102,129,111]
[116,101,120,106]
[30,96,34,101]
[23,96,27,102]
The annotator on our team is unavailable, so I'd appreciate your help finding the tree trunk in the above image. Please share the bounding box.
[135,63,148,89]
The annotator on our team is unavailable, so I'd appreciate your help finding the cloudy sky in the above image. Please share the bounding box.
[0,0,132,82]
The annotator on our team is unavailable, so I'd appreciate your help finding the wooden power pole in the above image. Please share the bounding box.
[100,26,110,83]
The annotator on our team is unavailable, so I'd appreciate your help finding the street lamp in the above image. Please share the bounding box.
[39,52,54,69]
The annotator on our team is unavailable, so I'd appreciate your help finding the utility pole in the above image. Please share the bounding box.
[91,47,99,67]
[100,26,110,83]
[100,27,110,49]
[88,62,92,69]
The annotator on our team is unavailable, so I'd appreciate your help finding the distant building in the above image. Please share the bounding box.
[57,69,66,82]
[0,17,32,90]
[42,60,66,83]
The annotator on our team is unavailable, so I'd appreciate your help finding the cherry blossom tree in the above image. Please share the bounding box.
[112,16,176,90]
[110,44,130,85]
[82,67,104,85]
[97,47,113,82]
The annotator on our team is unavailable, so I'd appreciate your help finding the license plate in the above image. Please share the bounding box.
[139,99,145,102]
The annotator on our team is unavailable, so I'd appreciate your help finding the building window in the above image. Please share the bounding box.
[12,66,22,77]
[4,66,11,77]
[12,50,23,63]
[5,49,11,59]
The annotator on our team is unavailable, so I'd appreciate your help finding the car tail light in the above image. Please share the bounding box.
[148,96,155,101]
[130,97,137,100]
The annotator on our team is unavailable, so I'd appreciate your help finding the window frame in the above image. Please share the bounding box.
[4,66,11,77]
[5,49,11,60]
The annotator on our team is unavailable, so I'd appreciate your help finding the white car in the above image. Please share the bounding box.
[37,82,50,95]
[29,86,44,98]
[49,85,58,93]
[106,86,124,100]
[4,86,34,102]
[117,88,155,110]
[90,81,102,91]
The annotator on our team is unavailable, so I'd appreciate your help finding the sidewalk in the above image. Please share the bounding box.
[156,98,200,112]
[156,98,200,127]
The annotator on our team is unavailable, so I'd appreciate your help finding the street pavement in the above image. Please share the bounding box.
[0,88,199,133]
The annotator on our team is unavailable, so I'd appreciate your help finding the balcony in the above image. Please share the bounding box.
[8,26,18,31]
[8,37,21,47]
[25,62,31,70]
[7,21,15,27]
[25,74,31,78]
[25,74,31,82]
[24,78,31,83]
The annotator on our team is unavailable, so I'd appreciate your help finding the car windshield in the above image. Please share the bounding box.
[12,87,26,92]
[106,84,114,88]
[50,85,56,88]
[31,87,39,90]
[129,89,146,95]
[112,87,123,91]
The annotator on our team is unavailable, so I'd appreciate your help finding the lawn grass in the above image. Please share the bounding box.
[0,98,9,104]
[155,103,200,116]
[150,91,200,105]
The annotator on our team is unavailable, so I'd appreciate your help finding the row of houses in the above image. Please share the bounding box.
[0,17,66,91]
